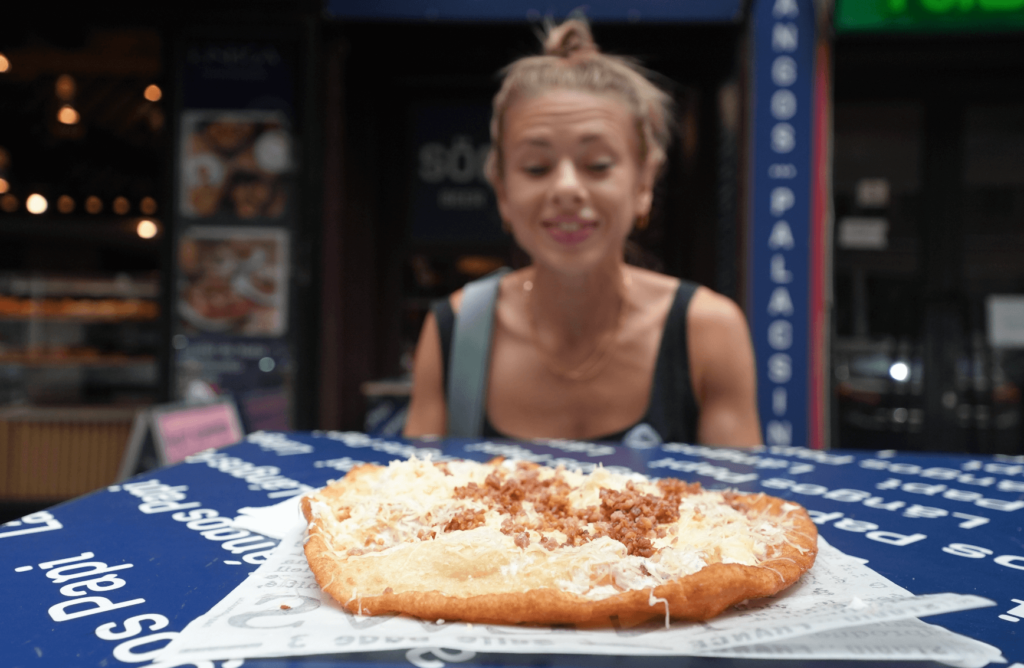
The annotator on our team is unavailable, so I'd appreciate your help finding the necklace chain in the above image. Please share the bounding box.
[525,271,629,382]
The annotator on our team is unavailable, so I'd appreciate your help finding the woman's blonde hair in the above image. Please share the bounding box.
[485,18,675,184]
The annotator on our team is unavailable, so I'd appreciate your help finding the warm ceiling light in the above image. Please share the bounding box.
[85,196,103,214]
[143,84,162,102]
[55,74,76,101]
[1,193,18,212]
[57,104,80,125]
[136,219,158,239]
[26,193,48,214]
[57,195,74,213]
[0,178,8,194]
[0,54,10,73]
[140,196,157,215]
[113,196,130,215]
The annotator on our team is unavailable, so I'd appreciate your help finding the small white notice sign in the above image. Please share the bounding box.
[838,217,888,250]
[987,295,1024,348]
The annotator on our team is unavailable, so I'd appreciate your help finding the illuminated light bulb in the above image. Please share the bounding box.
[143,84,162,102]
[57,195,74,213]
[26,193,48,214]
[55,74,76,101]
[85,196,103,214]
[0,53,9,73]
[140,196,157,215]
[136,219,158,239]
[0,178,8,194]
[57,104,80,125]
[113,196,130,215]
[1,193,18,212]
[889,362,910,382]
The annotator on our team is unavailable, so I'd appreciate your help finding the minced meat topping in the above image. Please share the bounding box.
[452,462,702,557]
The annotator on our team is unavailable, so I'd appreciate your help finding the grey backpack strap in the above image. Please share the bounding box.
[446,267,510,438]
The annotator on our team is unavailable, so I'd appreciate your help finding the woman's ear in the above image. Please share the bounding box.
[634,152,660,216]
[485,148,510,220]
[493,177,511,223]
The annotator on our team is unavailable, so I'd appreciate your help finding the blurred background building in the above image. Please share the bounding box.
[1,0,1023,519]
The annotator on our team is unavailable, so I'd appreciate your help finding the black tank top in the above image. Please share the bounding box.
[431,280,701,446]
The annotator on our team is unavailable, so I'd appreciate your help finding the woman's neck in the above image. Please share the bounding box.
[527,260,629,346]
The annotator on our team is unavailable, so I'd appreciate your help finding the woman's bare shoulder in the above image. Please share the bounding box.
[688,286,748,331]
[448,268,531,314]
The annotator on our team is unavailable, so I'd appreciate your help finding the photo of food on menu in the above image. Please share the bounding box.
[179,110,292,220]
[177,227,289,337]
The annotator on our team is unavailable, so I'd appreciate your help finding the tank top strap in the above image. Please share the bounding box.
[642,280,701,445]
[431,298,455,397]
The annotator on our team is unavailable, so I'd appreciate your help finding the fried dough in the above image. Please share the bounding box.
[302,458,817,625]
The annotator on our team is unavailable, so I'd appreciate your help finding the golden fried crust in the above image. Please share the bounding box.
[302,463,818,625]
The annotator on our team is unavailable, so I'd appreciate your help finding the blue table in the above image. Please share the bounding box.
[3,431,1022,668]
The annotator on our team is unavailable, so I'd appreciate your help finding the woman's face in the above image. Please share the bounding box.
[495,89,655,275]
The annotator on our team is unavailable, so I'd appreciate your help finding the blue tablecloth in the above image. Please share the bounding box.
[3,431,1022,668]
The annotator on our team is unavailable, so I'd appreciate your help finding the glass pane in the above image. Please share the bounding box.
[832,102,926,450]
[961,104,1024,453]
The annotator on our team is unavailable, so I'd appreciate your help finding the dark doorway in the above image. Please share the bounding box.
[832,34,1024,454]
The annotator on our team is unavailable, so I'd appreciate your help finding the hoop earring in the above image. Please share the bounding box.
[634,214,649,231]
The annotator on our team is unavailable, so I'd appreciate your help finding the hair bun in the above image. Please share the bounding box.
[543,19,598,59]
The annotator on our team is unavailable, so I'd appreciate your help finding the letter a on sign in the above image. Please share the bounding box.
[768,220,795,249]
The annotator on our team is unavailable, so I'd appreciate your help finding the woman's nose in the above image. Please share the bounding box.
[552,158,584,205]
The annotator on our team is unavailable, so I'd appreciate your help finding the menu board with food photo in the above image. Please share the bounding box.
[177,226,289,336]
[179,110,292,221]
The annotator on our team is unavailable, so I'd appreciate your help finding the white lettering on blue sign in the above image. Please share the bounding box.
[771,89,798,120]
[768,220,795,249]
[771,56,798,86]
[771,122,796,153]
[768,163,798,179]
[773,0,800,18]
[766,419,793,446]
[773,387,788,415]
[769,319,793,350]
[770,254,793,283]
[768,352,792,383]
[772,23,799,51]
[768,287,795,316]
[761,4,804,446]
[770,187,795,215]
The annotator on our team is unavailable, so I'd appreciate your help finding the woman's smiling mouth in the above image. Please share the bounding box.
[542,211,597,245]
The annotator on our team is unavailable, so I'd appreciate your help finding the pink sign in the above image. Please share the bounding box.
[155,403,244,463]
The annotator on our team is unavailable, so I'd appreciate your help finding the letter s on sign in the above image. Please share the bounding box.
[228,595,320,628]
[95,613,169,640]
[942,543,993,559]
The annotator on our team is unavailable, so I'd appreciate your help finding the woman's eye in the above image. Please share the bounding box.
[588,161,613,173]
[523,165,549,176]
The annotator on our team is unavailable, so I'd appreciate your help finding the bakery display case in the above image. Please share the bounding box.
[0,273,160,406]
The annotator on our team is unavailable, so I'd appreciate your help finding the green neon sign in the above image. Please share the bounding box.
[836,0,1024,32]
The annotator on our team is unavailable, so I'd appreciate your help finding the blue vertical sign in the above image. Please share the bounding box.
[748,0,819,448]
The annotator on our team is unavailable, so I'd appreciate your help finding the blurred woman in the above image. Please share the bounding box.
[405,19,761,448]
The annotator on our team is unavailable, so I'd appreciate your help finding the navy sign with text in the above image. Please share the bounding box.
[748,0,827,449]
[409,102,504,244]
